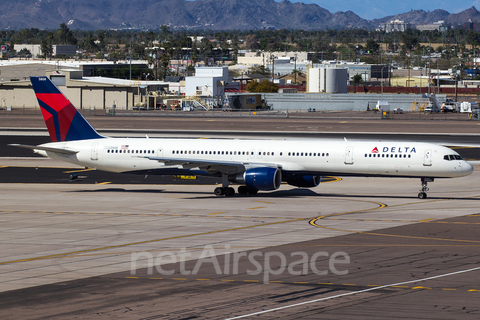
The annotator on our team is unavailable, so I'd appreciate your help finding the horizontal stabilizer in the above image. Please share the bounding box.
[8,144,79,155]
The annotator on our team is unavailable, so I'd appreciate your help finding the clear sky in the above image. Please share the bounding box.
[292,0,478,20]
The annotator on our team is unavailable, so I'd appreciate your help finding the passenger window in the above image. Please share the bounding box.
[369,154,372,157]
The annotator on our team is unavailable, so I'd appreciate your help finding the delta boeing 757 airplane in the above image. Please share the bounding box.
[9,76,474,198]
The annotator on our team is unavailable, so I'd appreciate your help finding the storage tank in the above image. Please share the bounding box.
[324,68,348,93]
[307,67,348,93]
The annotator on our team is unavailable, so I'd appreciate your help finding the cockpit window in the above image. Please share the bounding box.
[444,154,463,161]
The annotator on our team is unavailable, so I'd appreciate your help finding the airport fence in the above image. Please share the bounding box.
[1,105,477,121]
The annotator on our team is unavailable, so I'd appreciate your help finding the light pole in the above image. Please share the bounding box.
[271,54,275,81]
[129,38,132,81]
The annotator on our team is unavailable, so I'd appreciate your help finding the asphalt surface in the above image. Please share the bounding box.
[1,112,480,135]
[1,212,479,319]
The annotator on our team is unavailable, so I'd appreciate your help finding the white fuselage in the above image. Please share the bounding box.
[37,138,474,179]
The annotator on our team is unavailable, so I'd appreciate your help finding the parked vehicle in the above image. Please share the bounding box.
[393,108,403,114]
[441,100,458,112]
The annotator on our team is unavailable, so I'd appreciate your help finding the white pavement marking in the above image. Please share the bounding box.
[225,266,480,320]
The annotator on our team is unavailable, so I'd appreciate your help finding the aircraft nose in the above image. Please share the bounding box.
[464,161,474,176]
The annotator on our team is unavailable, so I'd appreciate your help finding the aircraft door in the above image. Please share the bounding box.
[344,146,354,165]
[156,147,163,157]
[91,142,99,161]
[423,149,432,166]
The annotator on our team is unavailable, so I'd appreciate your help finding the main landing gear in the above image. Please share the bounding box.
[214,174,258,197]
[214,186,235,196]
[418,177,433,199]
[214,186,258,196]
[214,173,236,197]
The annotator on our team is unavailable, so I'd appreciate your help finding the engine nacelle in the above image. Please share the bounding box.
[286,175,321,188]
[233,167,282,191]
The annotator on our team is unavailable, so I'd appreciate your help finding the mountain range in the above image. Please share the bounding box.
[0,0,479,30]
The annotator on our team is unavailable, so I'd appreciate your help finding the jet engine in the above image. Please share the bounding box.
[232,167,282,191]
[286,175,321,188]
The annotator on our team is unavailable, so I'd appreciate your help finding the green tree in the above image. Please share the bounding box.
[159,52,171,80]
[246,79,279,93]
[40,37,53,60]
[365,39,379,54]
[352,74,362,86]
[18,48,31,59]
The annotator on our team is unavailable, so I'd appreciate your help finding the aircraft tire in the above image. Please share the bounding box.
[238,186,248,194]
[214,187,225,196]
[418,192,427,199]
[225,187,235,196]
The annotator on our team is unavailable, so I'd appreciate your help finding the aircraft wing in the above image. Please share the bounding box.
[143,156,279,174]
[8,144,79,155]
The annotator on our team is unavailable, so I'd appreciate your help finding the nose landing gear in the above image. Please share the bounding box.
[418,177,433,199]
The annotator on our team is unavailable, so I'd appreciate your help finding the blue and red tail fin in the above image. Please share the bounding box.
[30,76,103,142]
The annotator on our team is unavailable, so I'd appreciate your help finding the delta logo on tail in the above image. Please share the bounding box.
[30,77,103,142]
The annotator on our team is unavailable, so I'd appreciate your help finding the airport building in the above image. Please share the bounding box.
[185,66,229,96]
[13,45,77,58]
[0,68,169,111]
